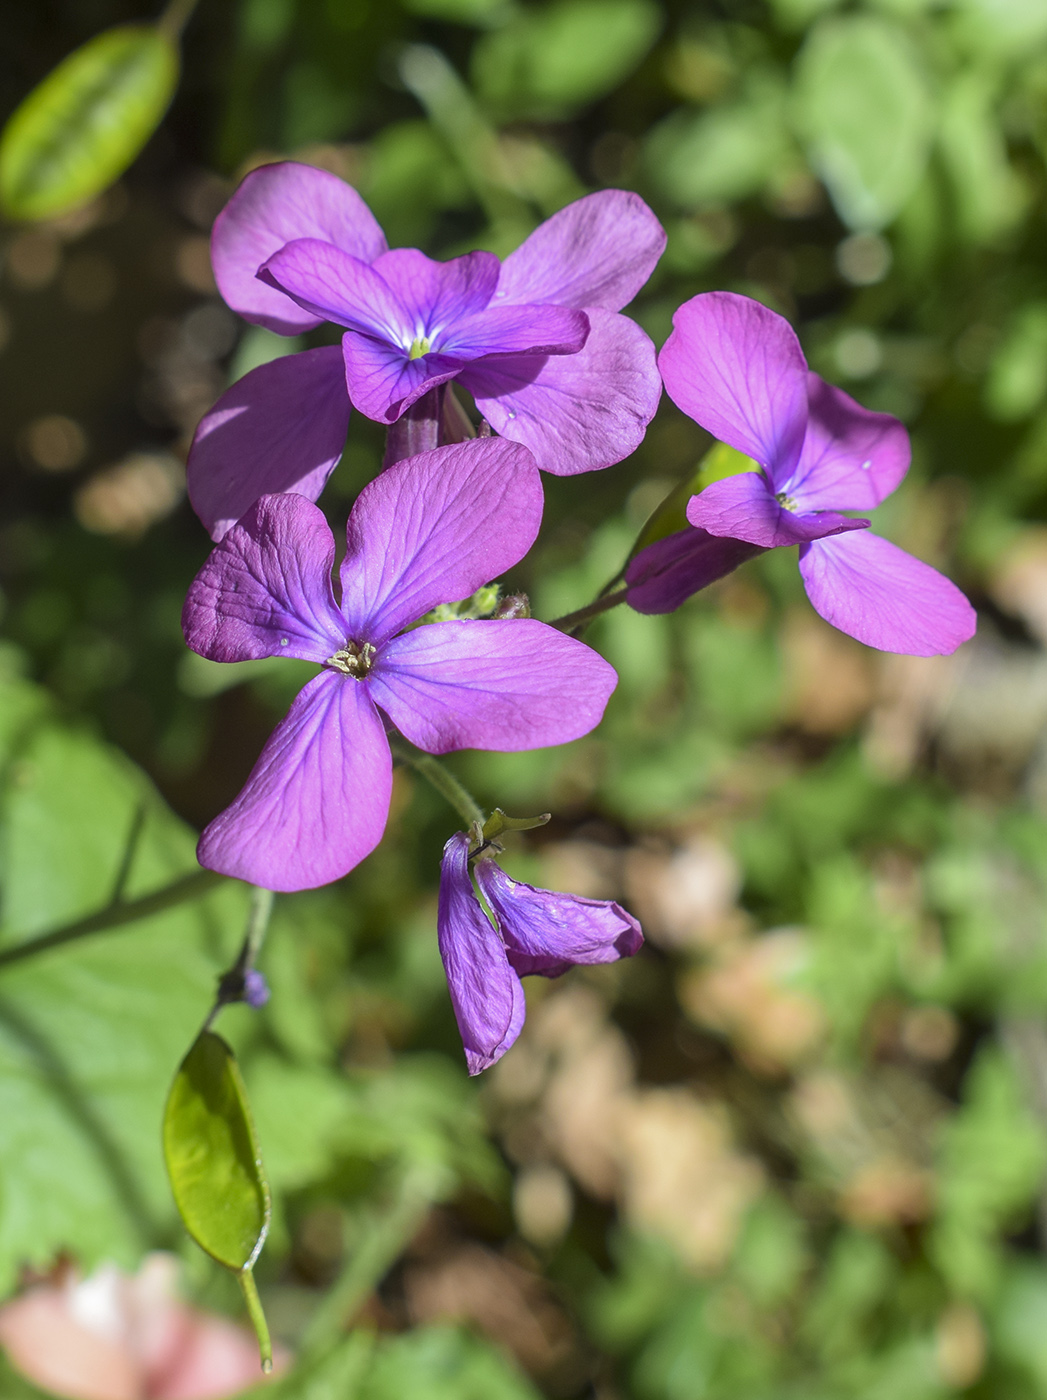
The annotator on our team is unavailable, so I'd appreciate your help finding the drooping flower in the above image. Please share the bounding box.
[439,831,642,1073]
[189,161,666,539]
[626,293,977,656]
[182,439,617,892]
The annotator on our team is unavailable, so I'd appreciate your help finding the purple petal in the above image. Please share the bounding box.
[659,292,809,485]
[182,494,347,663]
[187,347,350,542]
[442,305,589,360]
[258,239,411,340]
[625,527,766,614]
[197,671,392,891]
[211,162,387,334]
[686,473,869,549]
[438,832,525,1074]
[495,190,666,311]
[785,374,911,513]
[474,857,642,978]
[371,248,499,326]
[339,439,544,643]
[369,619,617,752]
[341,335,463,423]
[461,308,660,475]
[798,531,977,656]
[243,970,271,1009]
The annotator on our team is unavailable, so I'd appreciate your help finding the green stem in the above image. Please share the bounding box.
[204,885,275,1031]
[389,738,485,828]
[549,586,630,635]
[0,869,224,973]
[239,1268,273,1374]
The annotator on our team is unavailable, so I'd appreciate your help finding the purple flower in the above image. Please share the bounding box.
[439,831,642,1074]
[243,969,271,1009]
[189,161,666,539]
[626,293,977,656]
[182,439,617,892]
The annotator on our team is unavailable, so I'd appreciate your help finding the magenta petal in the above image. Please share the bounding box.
[339,439,543,641]
[211,162,387,334]
[495,190,666,311]
[371,247,500,325]
[442,305,589,360]
[625,527,765,614]
[438,833,525,1075]
[341,334,463,423]
[786,374,911,513]
[799,531,977,656]
[369,619,617,753]
[187,347,350,541]
[182,494,347,663]
[197,672,392,891]
[462,308,660,475]
[474,858,642,978]
[686,473,869,548]
[659,292,809,483]
[258,239,411,340]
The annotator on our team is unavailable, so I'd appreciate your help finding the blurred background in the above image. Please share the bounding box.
[4,0,1047,1396]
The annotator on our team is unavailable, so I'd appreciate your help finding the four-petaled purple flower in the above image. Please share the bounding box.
[439,831,642,1073]
[626,292,977,656]
[188,161,666,540]
[182,439,617,892]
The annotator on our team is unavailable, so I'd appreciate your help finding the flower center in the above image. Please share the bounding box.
[408,335,432,360]
[326,640,376,678]
[775,490,798,513]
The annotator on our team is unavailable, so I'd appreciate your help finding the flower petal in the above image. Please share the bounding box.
[371,247,500,326]
[339,439,544,643]
[686,473,868,548]
[212,162,387,334]
[369,619,617,752]
[442,305,589,360]
[258,239,411,340]
[659,292,809,484]
[461,308,660,475]
[182,494,347,663]
[438,833,525,1075]
[786,374,911,512]
[798,530,977,656]
[197,671,392,891]
[187,347,350,541]
[341,335,463,423]
[474,858,642,978]
[495,190,666,311]
[625,527,765,614]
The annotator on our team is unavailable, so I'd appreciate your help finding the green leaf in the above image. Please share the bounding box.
[0,24,179,222]
[793,16,932,231]
[939,72,1027,246]
[163,1030,270,1273]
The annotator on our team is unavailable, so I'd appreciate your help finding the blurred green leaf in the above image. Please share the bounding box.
[793,15,932,231]
[985,306,1047,422]
[939,72,1026,247]
[0,24,179,222]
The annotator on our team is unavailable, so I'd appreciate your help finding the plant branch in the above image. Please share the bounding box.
[389,738,485,828]
[548,586,630,635]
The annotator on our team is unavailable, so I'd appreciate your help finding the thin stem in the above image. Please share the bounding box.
[157,0,201,40]
[203,885,275,1031]
[0,869,224,973]
[389,738,484,828]
[239,1268,273,1375]
[548,586,630,635]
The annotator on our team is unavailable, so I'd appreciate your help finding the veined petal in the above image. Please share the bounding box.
[341,334,463,423]
[258,240,411,341]
[495,190,666,311]
[187,347,350,541]
[798,531,977,656]
[625,527,765,614]
[686,473,869,549]
[211,161,387,334]
[462,308,660,475]
[474,858,642,978]
[371,248,500,327]
[182,494,347,663]
[438,833,525,1075]
[660,292,809,484]
[369,619,617,752]
[197,672,392,891]
[786,374,911,513]
[339,439,544,643]
[441,305,589,360]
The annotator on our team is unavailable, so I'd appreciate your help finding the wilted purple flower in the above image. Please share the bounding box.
[189,161,666,539]
[439,831,642,1074]
[183,439,617,892]
[627,293,976,656]
[243,969,271,1009]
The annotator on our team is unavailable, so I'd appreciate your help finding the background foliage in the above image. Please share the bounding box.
[5,0,1047,1395]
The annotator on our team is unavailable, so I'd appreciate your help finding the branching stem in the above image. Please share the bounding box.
[389,738,485,828]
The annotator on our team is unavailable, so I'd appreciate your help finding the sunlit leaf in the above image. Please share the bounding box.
[0,24,179,222]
